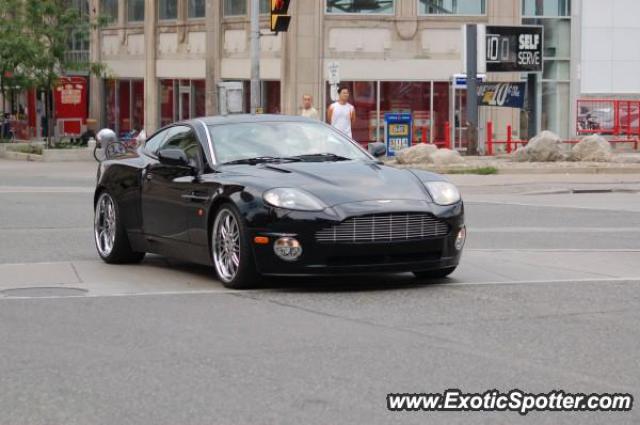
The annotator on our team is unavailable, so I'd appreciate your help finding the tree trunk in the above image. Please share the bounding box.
[44,89,53,148]
[50,86,56,145]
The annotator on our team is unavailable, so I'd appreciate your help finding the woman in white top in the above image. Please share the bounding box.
[327,86,356,139]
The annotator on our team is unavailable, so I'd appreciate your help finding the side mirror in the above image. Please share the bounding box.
[368,142,387,158]
[158,148,191,168]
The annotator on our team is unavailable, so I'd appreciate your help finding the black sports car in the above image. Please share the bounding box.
[94,115,466,288]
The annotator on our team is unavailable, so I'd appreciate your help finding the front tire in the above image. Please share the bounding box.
[413,267,457,280]
[94,191,145,264]
[211,204,261,289]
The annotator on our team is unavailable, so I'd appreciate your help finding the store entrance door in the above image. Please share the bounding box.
[178,82,191,121]
[453,90,468,151]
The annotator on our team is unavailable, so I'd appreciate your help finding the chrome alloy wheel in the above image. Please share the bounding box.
[212,209,241,283]
[95,192,117,257]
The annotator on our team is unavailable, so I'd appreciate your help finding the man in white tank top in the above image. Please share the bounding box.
[327,86,356,139]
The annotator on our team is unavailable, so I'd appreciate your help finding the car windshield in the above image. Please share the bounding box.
[208,122,372,165]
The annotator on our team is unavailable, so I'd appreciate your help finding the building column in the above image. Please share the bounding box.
[281,0,323,116]
[205,0,220,116]
[89,0,102,125]
[144,0,158,132]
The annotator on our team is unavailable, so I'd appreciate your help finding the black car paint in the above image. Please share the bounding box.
[95,115,464,275]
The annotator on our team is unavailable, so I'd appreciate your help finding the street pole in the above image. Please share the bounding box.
[466,24,479,155]
[250,0,261,114]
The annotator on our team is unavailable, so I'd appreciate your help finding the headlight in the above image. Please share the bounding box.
[263,188,326,211]
[424,181,461,206]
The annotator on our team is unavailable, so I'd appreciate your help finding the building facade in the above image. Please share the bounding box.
[90,0,618,147]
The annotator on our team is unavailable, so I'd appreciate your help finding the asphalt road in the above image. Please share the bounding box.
[1,160,639,425]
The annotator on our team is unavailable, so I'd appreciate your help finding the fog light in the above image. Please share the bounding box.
[455,227,466,251]
[274,237,303,262]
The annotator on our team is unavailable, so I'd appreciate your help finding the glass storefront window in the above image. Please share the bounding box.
[224,0,246,16]
[103,79,145,135]
[193,80,206,118]
[160,80,175,127]
[326,0,394,14]
[325,81,378,144]
[323,81,455,147]
[188,0,205,18]
[105,80,116,130]
[523,0,570,17]
[432,82,450,144]
[159,0,177,20]
[260,0,269,14]
[241,80,281,113]
[132,80,144,131]
[380,82,431,144]
[541,82,570,138]
[118,81,131,133]
[418,0,485,15]
[160,79,206,125]
[127,0,144,21]
[524,11,572,137]
[101,0,118,23]
[543,60,570,80]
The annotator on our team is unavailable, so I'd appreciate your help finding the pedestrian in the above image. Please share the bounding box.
[300,94,319,120]
[327,86,355,139]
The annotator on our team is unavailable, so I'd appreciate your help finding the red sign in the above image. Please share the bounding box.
[54,76,88,135]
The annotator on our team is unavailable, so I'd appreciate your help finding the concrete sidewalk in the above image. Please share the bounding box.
[3,153,640,174]
[2,248,640,299]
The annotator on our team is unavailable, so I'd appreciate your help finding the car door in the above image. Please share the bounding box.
[141,125,200,242]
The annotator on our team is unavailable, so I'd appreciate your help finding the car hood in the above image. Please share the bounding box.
[218,160,431,207]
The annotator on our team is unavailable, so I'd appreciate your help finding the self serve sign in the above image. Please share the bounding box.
[485,26,544,73]
[518,33,541,67]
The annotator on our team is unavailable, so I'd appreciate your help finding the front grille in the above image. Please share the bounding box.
[316,213,450,243]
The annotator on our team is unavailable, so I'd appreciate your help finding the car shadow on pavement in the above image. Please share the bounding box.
[261,274,456,293]
[141,255,457,293]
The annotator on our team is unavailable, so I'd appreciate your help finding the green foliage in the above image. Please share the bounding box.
[24,0,106,88]
[447,167,499,175]
[7,143,43,155]
[0,0,39,95]
[0,0,107,143]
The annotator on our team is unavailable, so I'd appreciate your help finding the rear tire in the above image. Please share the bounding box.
[412,267,457,280]
[211,203,262,289]
[94,191,145,264]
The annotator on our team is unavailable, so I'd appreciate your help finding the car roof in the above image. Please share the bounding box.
[189,114,318,126]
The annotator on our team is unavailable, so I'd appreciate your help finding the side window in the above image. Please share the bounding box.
[160,125,203,165]
[144,128,171,155]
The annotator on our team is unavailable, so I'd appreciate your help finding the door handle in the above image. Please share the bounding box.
[181,191,209,202]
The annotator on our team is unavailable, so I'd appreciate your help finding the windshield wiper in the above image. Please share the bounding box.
[221,156,303,166]
[286,153,352,162]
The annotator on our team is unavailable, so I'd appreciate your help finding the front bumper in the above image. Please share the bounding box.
[247,200,465,276]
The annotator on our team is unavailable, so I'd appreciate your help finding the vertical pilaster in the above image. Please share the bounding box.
[281,0,323,116]
[89,0,102,124]
[144,0,158,131]
[205,0,220,115]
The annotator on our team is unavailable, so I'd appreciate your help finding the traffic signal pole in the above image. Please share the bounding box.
[466,24,479,156]
[250,0,261,114]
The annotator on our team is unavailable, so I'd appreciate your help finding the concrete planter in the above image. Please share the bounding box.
[0,143,93,162]
[42,148,93,162]
[0,150,44,161]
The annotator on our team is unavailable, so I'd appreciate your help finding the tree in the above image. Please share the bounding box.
[0,0,38,116]
[23,0,107,145]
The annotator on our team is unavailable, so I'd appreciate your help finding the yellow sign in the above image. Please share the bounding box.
[389,124,408,137]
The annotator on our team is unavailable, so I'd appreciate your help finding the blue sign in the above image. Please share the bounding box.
[385,113,412,157]
[452,73,487,89]
[477,82,526,109]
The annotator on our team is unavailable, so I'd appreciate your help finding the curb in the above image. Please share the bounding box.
[0,151,44,162]
[486,167,640,175]
[0,149,94,162]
